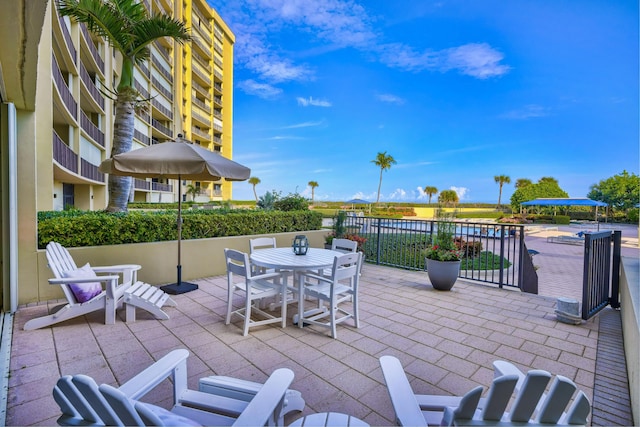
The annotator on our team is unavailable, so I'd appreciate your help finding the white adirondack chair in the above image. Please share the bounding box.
[379,355,591,426]
[54,349,296,427]
[24,242,175,330]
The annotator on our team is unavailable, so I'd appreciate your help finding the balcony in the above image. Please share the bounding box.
[134,79,150,99]
[134,129,151,146]
[79,63,105,111]
[192,111,210,127]
[191,126,210,140]
[134,178,151,190]
[214,26,223,41]
[193,21,212,44]
[52,131,78,174]
[193,7,212,32]
[80,111,105,147]
[137,109,150,124]
[80,158,105,182]
[56,13,76,65]
[151,55,173,83]
[80,23,105,74]
[152,99,173,120]
[213,82,223,95]
[137,61,151,78]
[52,54,78,120]
[213,57,223,68]
[213,109,222,120]
[192,36,212,59]
[213,96,222,108]
[192,80,210,97]
[192,61,211,85]
[193,53,212,74]
[213,123,223,133]
[212,135,222,144]
[152,118,173,139]
[192,96,211,114]
[152,182,172,192]
[153,41,172,63]
[151,76,173,102]
[213,69,223,82]
[213,42,223,55]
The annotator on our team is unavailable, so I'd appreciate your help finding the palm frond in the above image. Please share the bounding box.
[130,14,191,57]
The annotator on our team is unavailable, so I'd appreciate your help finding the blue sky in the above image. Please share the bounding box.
[210,0,639,204]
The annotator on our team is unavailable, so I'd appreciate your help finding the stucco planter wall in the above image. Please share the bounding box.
[27,230,328,305]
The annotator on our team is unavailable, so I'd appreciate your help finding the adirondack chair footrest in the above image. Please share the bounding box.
[124,281,177,322]
[198,375,305,418]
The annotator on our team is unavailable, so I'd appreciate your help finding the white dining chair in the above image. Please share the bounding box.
[298,251,362,338]
[224,248,288,336]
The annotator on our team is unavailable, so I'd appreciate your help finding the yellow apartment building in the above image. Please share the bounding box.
[0,0,235,309]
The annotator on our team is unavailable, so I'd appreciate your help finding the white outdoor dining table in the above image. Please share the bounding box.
[250,247,342,328]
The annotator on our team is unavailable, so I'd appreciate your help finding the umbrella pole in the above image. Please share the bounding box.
[161,175,198,295]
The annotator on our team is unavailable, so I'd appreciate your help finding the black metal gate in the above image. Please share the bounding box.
[582,230,621,320]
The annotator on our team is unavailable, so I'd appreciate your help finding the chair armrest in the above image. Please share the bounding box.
[118,349,189,400]
[251,271,287,281]
[232,368,294,427]
[48,275,120,285]
[299,272,333,285]
[379,356,427,427]
[91,264,142,273]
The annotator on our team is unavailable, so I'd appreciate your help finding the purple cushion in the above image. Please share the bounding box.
[63,263,102,303]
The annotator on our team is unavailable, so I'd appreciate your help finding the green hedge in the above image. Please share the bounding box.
[38,210,322,249]
[456,211,503,219]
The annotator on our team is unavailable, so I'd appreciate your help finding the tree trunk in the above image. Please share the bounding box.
[376,169,383,203]
[252,186,258,203]
[106,87,137,212]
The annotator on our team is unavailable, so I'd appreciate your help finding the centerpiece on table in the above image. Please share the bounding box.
[423,211,463,290]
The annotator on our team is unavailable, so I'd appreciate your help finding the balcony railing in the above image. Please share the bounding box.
[134,129,151,145]
[213,109,222,119]
[194,21,212,44]
[213,82,222,94]
[153,41,171,63]
[137,108,150,123]
[52,54,78,119]
[135,178,151,190]
[214,27,223,41]
[194,8,212,32]
[151,76,173,101]
[152,118,173,138]
[192,96,210,113]
[213,57,223,68]
[191,127,209,139]
[212,135,222,144]
[193,53,212,73]
[192,80,209,95]
[58,14,77,64]
[134,79,150,99]
[79,63,105,110]
[152,99,173,120]
[193,36,211,58]
[213,123,222,132]
[213,96,222,107]
[81,158,105,182]
[151,55,173,83]
[213,42,223,55]
[80,23,105,73]
[192,63,210,83]
[80,111,105,147]
[138,61,151,78]
[53,131,78,173]
[152,182,172,192]
[192,111,210,126]
[214,69,223,81]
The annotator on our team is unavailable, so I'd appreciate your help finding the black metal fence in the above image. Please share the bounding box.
[582,230,621,320]
[343,216,526,289]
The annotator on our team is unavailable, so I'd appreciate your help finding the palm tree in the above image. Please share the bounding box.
[438,189,459,207]
[58,0,190,212]
[515,178,532,188]
[248,177,261,203]
[185,184,200,201]
[371,151,396,203]
[308,181,319,203]
[423,186,438,204]
[494,175,511,208]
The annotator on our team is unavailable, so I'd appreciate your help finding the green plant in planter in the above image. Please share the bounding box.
[423,209,462,261]
[325,211,347,245]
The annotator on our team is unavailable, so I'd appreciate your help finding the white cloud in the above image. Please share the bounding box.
[297,96,332,107]
[500,104,549,120]
[441,43,511,79]
[282,120,326,129]
[350,191,376,201]
[376,93,405,105]
[237,80,282,98]
[388,188,408,200]
[416,186,428,199]
[450,186,469,200]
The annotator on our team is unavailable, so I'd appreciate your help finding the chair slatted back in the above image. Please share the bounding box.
[330,252,360,283]
[99,383,146,426]
[54,376,103,425]
[249,237,276,253]
[509,370,552,422]
[225,249,251,279]
[565,391,591,425]
[480,375,518,421]
[46,242,81,304]
[72,375,122,426]
[536,376,577,424]
[331,238,357,253]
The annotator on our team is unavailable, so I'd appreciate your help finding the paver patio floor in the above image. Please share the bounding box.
[8,263,605,426]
